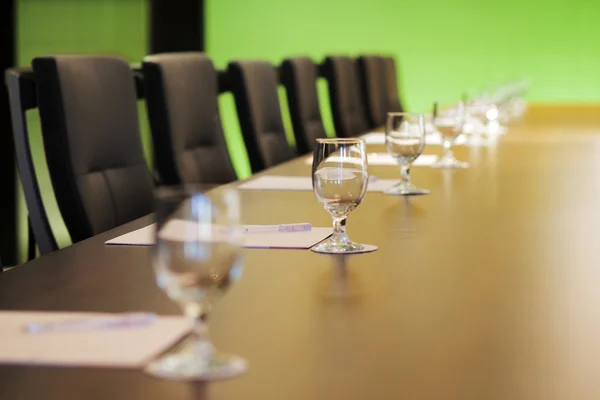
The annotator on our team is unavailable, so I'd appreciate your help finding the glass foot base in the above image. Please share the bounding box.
[312,236,378,254]
[385,183,430,196]
[145,349,248,381]
[312,239,363,253]
[312,242,378,254]
[431,157,469,169]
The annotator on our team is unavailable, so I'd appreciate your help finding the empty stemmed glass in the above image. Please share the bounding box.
[384,112,430,196]
[312,138,372,253]
[431,101,469,168]
[145,186,246,381]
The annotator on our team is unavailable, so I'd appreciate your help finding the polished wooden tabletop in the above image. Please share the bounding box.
[1,104,600,400]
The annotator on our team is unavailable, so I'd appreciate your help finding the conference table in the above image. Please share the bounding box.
[1,104,600,399]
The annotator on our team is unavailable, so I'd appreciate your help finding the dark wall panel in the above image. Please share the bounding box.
[150,0,204,53]
[0,0,16,265]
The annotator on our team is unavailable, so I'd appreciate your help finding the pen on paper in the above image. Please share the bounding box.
[243,223,312,233]
[24,312,157,334]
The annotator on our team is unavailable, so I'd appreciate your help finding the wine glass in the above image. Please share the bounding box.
[431,101,469,168]
[145,185,247,381]
[467,88,506,135]
[461,91,487,137]
[384,112,430,196]
[312,138,371,253]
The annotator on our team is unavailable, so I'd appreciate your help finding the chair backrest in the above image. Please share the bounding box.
[321,56,370,138]
[280,57,326,154]
[5,68,58,254]
[142,53,236,185]
[31,55,154,244]
[227,60,294,173]
[381,56,404,113]
[358,55,388,128]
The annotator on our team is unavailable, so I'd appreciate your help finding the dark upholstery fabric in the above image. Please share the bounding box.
[322,56,370,138]
[358,55,388,128]
[280,57,326,154]
[32,55,154,243]
[143,53,236,185]
[227,60,294,173]
[382,56,404,113]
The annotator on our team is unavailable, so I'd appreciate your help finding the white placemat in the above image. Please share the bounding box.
[304,153,438,166]
[106,221,333,249]
[237,175,399,192]
[361,132,469,146]
[0,312,190,368]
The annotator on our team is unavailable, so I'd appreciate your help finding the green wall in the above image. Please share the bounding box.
[207,0,600,108]
[206,0,600,173]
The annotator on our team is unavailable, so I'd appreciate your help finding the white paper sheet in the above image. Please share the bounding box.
[237,175,399,192]
[303,153,438,166]
[106,222,333,249]
[424,134,469,145]
[366,179,403,192]
[360,132,469,146]
[366,153,438,166]
[369,153,438,167]
[238,176,311,191]
[241,228,331,248]
[0,311,190,368]
[359,132,386,144]
[106,225,155,246]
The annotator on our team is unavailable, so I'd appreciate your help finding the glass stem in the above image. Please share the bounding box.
[443,140,454,161]
[400,164,411,185]
[185,302,214,360]
[332,216,349,244]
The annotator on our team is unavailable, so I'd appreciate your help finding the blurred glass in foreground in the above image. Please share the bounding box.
[145,186,246,381]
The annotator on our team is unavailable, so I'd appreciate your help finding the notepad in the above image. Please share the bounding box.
[237,175,400,192]
[424,134,469,146]
[0,311,190,368]
[360,132,469,146]
[105,221,333,249]
[303,153,438,167]
[367,153,438,166]
[238,176,312,191]
[359,132,385,144]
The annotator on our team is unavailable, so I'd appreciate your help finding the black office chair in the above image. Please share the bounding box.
[21,55,154,246]
[381,56,405,114]
[358,55,388,128]
[5,68,59,254]
[227,60,294,173]
[321,56,370,138]
[280,57,327,154]
[142,53,237,185]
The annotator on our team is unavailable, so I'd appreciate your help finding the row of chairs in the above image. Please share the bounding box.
[4,53,405,257]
